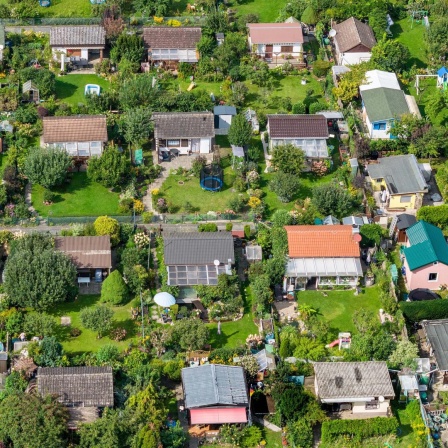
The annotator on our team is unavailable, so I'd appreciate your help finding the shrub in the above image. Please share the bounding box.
[192,155,207,177]
[248,196,261,209]
[43,189,55,203]
[309,101,329,114]
[133,199,145,214]
[228,195,246,213]
[244,224,251,239]
[312,60,332,78]
[93,216,120,245]
[101,270,129,305]
[292,102,306,114]
[198,223,218,232]
[142,211,153,223]
[70,327,81,337]
[233,176,246,192]
[269,171,300,202]
[400,300,448,323]
[321,417,398,444]
[110,327,127,341]
[226,223,233,231]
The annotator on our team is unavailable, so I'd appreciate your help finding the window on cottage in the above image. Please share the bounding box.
[429,273,438,281]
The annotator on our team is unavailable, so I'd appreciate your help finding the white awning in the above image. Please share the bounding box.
[286,257,363,277]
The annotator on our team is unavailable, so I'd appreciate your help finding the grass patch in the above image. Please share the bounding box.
[230,0,288,22]
[32,172,121,217]
[391,18,427,68]
[175,73,323,114]
[55,74,111,106]
[48,294,139,354]
[298,286,383,334]
[207,285,258,349]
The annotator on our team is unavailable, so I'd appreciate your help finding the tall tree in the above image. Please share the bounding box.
[170,318,209,352]
[120,107,153,149]
[23,147,72,189]
[371,37,410,73]
[4,234,77,310]
[312,183,354,218]
[228,113,252,147]
[271,144,306,175]
[110,32,145,65]
[0,393,68,448]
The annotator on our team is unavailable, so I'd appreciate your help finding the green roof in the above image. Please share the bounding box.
[404,221,448,270]
[361,87,409,123]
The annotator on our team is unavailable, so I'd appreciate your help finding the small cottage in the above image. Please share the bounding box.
[314,361,395,417]
[42,115,108,159]
[402,221,448,291]
[332,17,376,66]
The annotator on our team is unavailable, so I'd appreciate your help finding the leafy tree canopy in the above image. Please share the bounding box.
[80,305,114,338]
[359,223,384,248]
[371,37,410,73]
[312,182,354,218]
[271,144,306,175]
[87,145,129,189]
[93,216,120,245]
[269,171,300,203]
[110,32,145,65]
[23,147,72,189]
[170,317,209,352]
[228,113,253,147]
[101,270,129,305]
[388,339,419,369]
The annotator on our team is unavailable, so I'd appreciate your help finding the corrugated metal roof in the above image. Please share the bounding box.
[182,364,248,408]
[314,361,394,400]
[367,155,427,195]
[54,236,112,269]
[404,221,448,270]
[214,106,237,116]
[164,232,234,266]
[423,320,448,371]
[37,366,114,407]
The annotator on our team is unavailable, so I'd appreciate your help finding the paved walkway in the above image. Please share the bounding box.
[252,416,282,432]
[260,132,272,173]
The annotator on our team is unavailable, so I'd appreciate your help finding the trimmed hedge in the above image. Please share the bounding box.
[400,299,448,323]
[321,417,398,443]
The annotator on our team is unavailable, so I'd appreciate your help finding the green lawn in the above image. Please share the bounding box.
[55,74,111,106]
[298,286,383,334]
[48,294,139,354]
[32,172,121,217]
[391,18,428,68]
[230,0,288,22]
[207,286,258,349]
[35,0,92,17]
[176,73,323,114]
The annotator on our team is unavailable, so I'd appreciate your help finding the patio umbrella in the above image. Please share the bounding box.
[154,292,176,308]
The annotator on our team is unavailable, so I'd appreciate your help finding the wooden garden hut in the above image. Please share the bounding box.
[22,80,40,103]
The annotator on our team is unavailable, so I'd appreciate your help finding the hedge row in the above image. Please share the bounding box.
[321,417,398,443]
[400,299,448,323]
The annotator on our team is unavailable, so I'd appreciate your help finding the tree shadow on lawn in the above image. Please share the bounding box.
[56,80,79,100]
[208,328,239,348]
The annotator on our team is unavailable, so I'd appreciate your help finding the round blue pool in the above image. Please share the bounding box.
[200,176,223,192]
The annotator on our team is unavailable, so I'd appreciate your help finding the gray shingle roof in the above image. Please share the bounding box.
[423,320,448,371]
[37,367,114,407]
[267,114,329,138]
[361,87,410,122]
[314,362,394,399]
[50,26,106,47]
[164,232,234,266]
[182,364,248,408]
[367,155,427,194]
[214,106,237,116]
[143,27,201,50]
[333,17,376,53]
[396,213,417,230]
[153,112,214,139]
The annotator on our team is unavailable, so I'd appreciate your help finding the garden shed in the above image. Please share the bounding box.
[214,105,236,134]
[245,244,262,263]
[22,80,39,103]
[0,352,7,373]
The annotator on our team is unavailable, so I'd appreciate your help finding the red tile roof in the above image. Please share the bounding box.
[285,225,360,258]
[247,23,304,44]
[267,114,329,138]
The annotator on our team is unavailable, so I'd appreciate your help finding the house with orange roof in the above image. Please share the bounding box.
[284,225,363,290]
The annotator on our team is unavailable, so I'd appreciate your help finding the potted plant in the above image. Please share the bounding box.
[365,269,375,286]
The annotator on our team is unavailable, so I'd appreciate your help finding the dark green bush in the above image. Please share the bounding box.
[198,223,218,232]
[321,417,398,443]
[400,299,448,323]
[312,60,332,78]
[244,224,251,239]
[226,223,233,231]
[292,102,306,114]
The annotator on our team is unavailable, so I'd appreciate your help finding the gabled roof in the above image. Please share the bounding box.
[367,155,427,195]
[359,70,401,92]
[153,112,214,139]
[423,320,448,371]
[182,364,248,408]
[333,17,376,53]
[314,361,394,400]
[163,232,234,266]
[247,23,304,44]
[267,114,329,139]
[50,26,105,47]
[54,236,112,269]
[37,367,114,407]
[214,105,237,116]
[404,221,448,270]
[42,115,108,143]
[396,213,417,230]
[285,225,360,258]
[438,67,448,77]
[22,80,39,93]
[361,87,410,122]
[143,27,201,49]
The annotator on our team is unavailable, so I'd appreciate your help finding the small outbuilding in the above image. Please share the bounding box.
[22,80,39,103]
[214,105,237,134]
[0,352,7,373]
[245,244,262,263]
